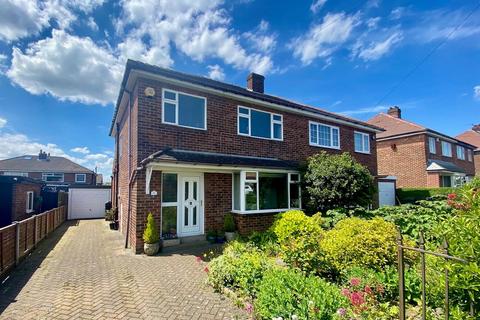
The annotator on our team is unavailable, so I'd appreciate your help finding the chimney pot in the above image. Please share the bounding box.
[247,73,265,93]
[387,106,401,119]
[472,124,480,133]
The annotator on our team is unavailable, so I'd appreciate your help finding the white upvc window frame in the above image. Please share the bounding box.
[234,170,301,214]
[75,173,86,183]
[441,141,452,157]
[468,149,473,162]
[456,145,465,160]
[3,171,28,177]
[309,121,340,149]
[237,106,283,141]
[161,88,207,131]
[354,131,370,154]
[42,172,64,182]
[26,191,34,213]
[428,137,436,154]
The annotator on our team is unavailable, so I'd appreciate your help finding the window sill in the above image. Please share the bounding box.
[162,121,207,131]
[26,210,34,214]
[232,208,301,215]
[355,150,371,155]
[237,133,283,142]
[309,143,340,150]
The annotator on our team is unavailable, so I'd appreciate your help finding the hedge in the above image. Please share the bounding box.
[397,187,455,204]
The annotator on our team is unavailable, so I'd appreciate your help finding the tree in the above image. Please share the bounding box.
[303,151,375,212]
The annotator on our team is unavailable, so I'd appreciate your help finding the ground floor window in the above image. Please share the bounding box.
[441,175,469,188]
[233,170,301,213]
[161,173,178,239]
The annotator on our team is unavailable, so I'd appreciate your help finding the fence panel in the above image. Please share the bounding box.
[0,205,67,279]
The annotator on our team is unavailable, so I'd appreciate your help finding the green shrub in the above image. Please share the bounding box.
[321,206,373,229]
[272,210,324,273]
[254,268,345,319]
[207,241,275,298]
[223,213,236,232]
[321,218,404,272]
[397,187,455,204]
[143,213,159,244]
[303,151,375,212]
[248,230,280,256]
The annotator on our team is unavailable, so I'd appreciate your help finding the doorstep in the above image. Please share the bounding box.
[162,235,206,247]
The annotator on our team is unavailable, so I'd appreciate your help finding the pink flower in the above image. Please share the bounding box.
[245,303,253,313]
[341,288,350,297]
[349,292,365,306]
[364,286,372,295]
[195,256,202,263]
[337,308,347,317]
[204,266,209,273]
[350,277,361,287]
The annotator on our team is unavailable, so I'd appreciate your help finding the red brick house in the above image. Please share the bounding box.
[110,60,382,253]
[0,150,96,187]
[456,125,480,176]
[0,176,43,227]
[368,107,476,188]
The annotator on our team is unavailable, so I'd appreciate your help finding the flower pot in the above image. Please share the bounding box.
[225,231,237,241]
[144,242,160,256]
[207,235,216,244]
[216,236,226,244]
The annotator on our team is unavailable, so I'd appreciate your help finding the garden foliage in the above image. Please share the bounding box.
[143,212,159,244]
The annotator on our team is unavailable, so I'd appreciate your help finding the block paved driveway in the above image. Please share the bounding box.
[0,220,246,320]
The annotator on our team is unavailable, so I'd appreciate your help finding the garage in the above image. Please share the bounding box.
[378,176,397,207]
[68,186,111,220]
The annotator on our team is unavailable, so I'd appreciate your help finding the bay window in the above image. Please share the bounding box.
[162,89,206,130]
[309,121,340,149]
[233,171,301,213]
[237,106,283,140]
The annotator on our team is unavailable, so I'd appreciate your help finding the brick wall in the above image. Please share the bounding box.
[204,173,232,232]
[233,212,277,235]
[428,138,475,176]
[476,152,480,176]
[11,183,41,222]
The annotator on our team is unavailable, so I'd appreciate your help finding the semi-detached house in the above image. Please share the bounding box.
[110,60,382,253]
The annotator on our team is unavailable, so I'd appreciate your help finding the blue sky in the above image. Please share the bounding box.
[0,0,479,181]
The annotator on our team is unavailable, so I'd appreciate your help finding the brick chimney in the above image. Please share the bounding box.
[38,149,49,160]
[473,124,480,133]
[387,106,401,119]
[247,73,265,93]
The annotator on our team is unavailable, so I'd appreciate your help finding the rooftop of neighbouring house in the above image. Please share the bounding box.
[368,106,476,149]
[0,150,94,174]
[456,125,480,151]
[110,59,384,136]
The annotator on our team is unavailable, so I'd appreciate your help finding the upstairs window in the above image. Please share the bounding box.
[42,172,64,182]
[428,137,436,154]
[162,89,206,130]
[309,122,340,149]
[237,106,283,140]
[3,171,28,177]
[354,132,370,154]
[441,141,452,157]
[468,149,473,162]
[26,191,34,213]
[456,146,465,160]
[75,174,86,183]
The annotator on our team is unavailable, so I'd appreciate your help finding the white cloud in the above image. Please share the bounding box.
[118,0,274,74]
[7,29,123,105]
[291,12,359,65]
[0,117,6,128]
[86,16,99,31]
[339,105,388,116]
[390,7,405,20]
[71,146,90,154]
[0,0,105,42]
[207,65,225,81]
[243,20,277,54]
[474,86,480,100]
[310,0,327,14]
[366,17,381,30]
[354,31,403,61]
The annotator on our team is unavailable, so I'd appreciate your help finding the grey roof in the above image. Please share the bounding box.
[110,59,384,135]
[0,175,44,185]
[0,155,94,174]
[426,159,465,174]
[141,148,299,170]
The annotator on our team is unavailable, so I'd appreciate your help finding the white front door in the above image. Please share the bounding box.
[180,176,202,236]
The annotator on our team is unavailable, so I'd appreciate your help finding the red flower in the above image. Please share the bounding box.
[447,193,457,200]
[341,288,350,297]
[204,266,209,273]
[350,277,361,286]
[364,285,372,295]
[349,292,365,306]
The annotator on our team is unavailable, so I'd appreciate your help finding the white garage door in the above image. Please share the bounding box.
[68,188,111,220]
[378,182,396,207]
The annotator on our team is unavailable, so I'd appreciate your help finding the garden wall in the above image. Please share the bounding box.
[0,206,67,279]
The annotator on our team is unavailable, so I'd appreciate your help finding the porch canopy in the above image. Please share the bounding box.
[142,148,299,194]
[426,159,466,174]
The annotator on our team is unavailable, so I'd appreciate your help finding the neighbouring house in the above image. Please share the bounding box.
[0,176,43,227]
[456,124,480,176]
[368,107,476,188]
[110,59,382,253]
[0,150,96,188]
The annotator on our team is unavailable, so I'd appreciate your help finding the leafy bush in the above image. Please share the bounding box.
[397,187,455,204]
[371,200,452,240]
[143,213,159,244]
[272,210,324,273]
[321,207,373,229]
[254,267,345,319]
[223,213,236,232]
[207,241,275,298]
[303,151,375,212]
[321,218,409,272]
[248,230,280,256]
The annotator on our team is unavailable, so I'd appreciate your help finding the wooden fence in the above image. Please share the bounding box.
[0,206,67,279]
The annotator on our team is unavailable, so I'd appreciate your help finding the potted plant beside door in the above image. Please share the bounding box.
[143,213,160,256]
[224,213,237,241]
